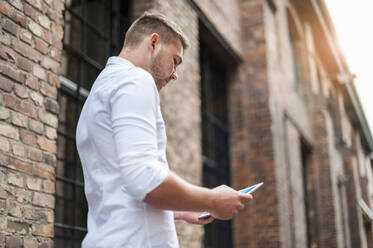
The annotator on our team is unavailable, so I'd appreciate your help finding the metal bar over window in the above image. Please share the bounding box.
[55,1,131,247]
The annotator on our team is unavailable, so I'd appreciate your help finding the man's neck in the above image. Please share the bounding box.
[118,48,149,72]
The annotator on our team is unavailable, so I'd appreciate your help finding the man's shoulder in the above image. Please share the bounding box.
[95,64,155,94]
[127,66,155,87]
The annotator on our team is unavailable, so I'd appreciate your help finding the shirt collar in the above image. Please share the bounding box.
[106,56,135,68]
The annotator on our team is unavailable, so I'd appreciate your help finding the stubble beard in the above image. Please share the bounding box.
[149,52,168,90]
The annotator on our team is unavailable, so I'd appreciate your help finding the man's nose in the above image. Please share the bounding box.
[170,72,178,81]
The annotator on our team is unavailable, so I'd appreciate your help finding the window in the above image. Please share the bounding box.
[200,26,232,248]
[287,8,302,88]
[55,0,131,247]
[301,139,312,248]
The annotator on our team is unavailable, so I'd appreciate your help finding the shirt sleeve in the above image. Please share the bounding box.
[110,71,168,201]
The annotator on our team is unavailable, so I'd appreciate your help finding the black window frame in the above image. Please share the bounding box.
[199,21,233,248]
[55,1,131,247]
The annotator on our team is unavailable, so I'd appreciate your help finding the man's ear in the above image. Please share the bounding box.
[149,33,159,51]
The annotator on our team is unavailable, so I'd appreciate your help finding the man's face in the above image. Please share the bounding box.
[149,39,183,91]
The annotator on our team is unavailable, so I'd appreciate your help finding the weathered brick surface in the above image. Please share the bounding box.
[149,0,204,247]
[0,0,63,245]
[1,0,371,247]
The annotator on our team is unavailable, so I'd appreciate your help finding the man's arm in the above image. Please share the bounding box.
[144,171,252,220]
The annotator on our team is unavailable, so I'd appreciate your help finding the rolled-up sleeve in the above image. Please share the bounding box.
[110,73,168,201]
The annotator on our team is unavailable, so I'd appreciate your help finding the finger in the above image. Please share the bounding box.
[200,216,214,225]
[239,203,245,210]
[240,193,253,202]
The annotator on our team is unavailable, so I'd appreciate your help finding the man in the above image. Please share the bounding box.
[76,12,252,248]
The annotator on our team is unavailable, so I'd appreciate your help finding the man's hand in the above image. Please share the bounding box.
[208,185,252,220]
[174,211,214,225]
[144,172,252,220]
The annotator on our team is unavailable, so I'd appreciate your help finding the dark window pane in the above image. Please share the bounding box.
[56,1,131,247]
[85,27,107,65]
[64,11,82,51]
[81,62,99,90]
[201,37,232,248]
[61,52,80,83]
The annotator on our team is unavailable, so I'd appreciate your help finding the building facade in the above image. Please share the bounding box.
[0,0,372,247]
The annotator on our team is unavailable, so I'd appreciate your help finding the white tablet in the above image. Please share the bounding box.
[198,182,264,219]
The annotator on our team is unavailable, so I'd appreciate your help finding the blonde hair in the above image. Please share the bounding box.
[123,12,190,50]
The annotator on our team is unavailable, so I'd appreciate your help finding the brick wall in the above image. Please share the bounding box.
[1,0,372,248]
[0,0,64,246]
[143,0,203,247]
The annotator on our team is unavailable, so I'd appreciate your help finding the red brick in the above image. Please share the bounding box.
[25,75,39,91]
[29,119,43,135]
[46,8,58,23]
[11,39,40,63]
[4,94,37,118]
[0,136,10,152]
[32,223,54,237]
[26,176,42,191]
[24,0,42,12]
[20,129,37,146]
[7,200,23,218]
[3,19,19,37]
[29,147,43,162]
[41,57,60,74]
[37,137,56,153]
[0,1,11,17]
[24,237,38,248]
[12,11,27,28]
[39,240,53,248]
[23,206,33,220]
[0,61,25,83]
[50,32,62,50]
[7,219,29,234]
[40,81,57,99]
[48,73,59,87]
[38,109,57,128]
[8,0,23,11]
[0,153,10,167]
[35,38,49,54]
[51,0,64,12]
[8,156,33,175]
[0,74,14,92]
[49,47,61,62]
[32,192,54,208]
[45,98,59,114]
[41,30,52,45]
[11,111,28,128]
[0,199,5,213]
[15,84,29,99]
[5,236,23,247]
[42,152,56,167]
[16,56,33,72]
[0,122,19,140]
[51,23,63,40]
[19,30,32,44]
[0,45,16,63]
[11,141,26,157]
[23,2,38,22]
[5,185,32,203]
[33,163,54,180]
[42,180,54,194]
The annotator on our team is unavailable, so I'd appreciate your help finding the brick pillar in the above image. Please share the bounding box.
[237,1,280,247]
[344,154,363,248]
[310,108,338,248]
[0,0,64,246]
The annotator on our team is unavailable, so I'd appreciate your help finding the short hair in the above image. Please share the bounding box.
[123,12,190,50]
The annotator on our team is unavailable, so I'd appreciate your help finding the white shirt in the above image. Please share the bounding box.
[76,56,179,248]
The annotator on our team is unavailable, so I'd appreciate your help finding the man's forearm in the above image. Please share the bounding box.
[144,171,215,212]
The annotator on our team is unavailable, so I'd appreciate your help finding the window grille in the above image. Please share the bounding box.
[55,0,131,247]
[200,40,232,248]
